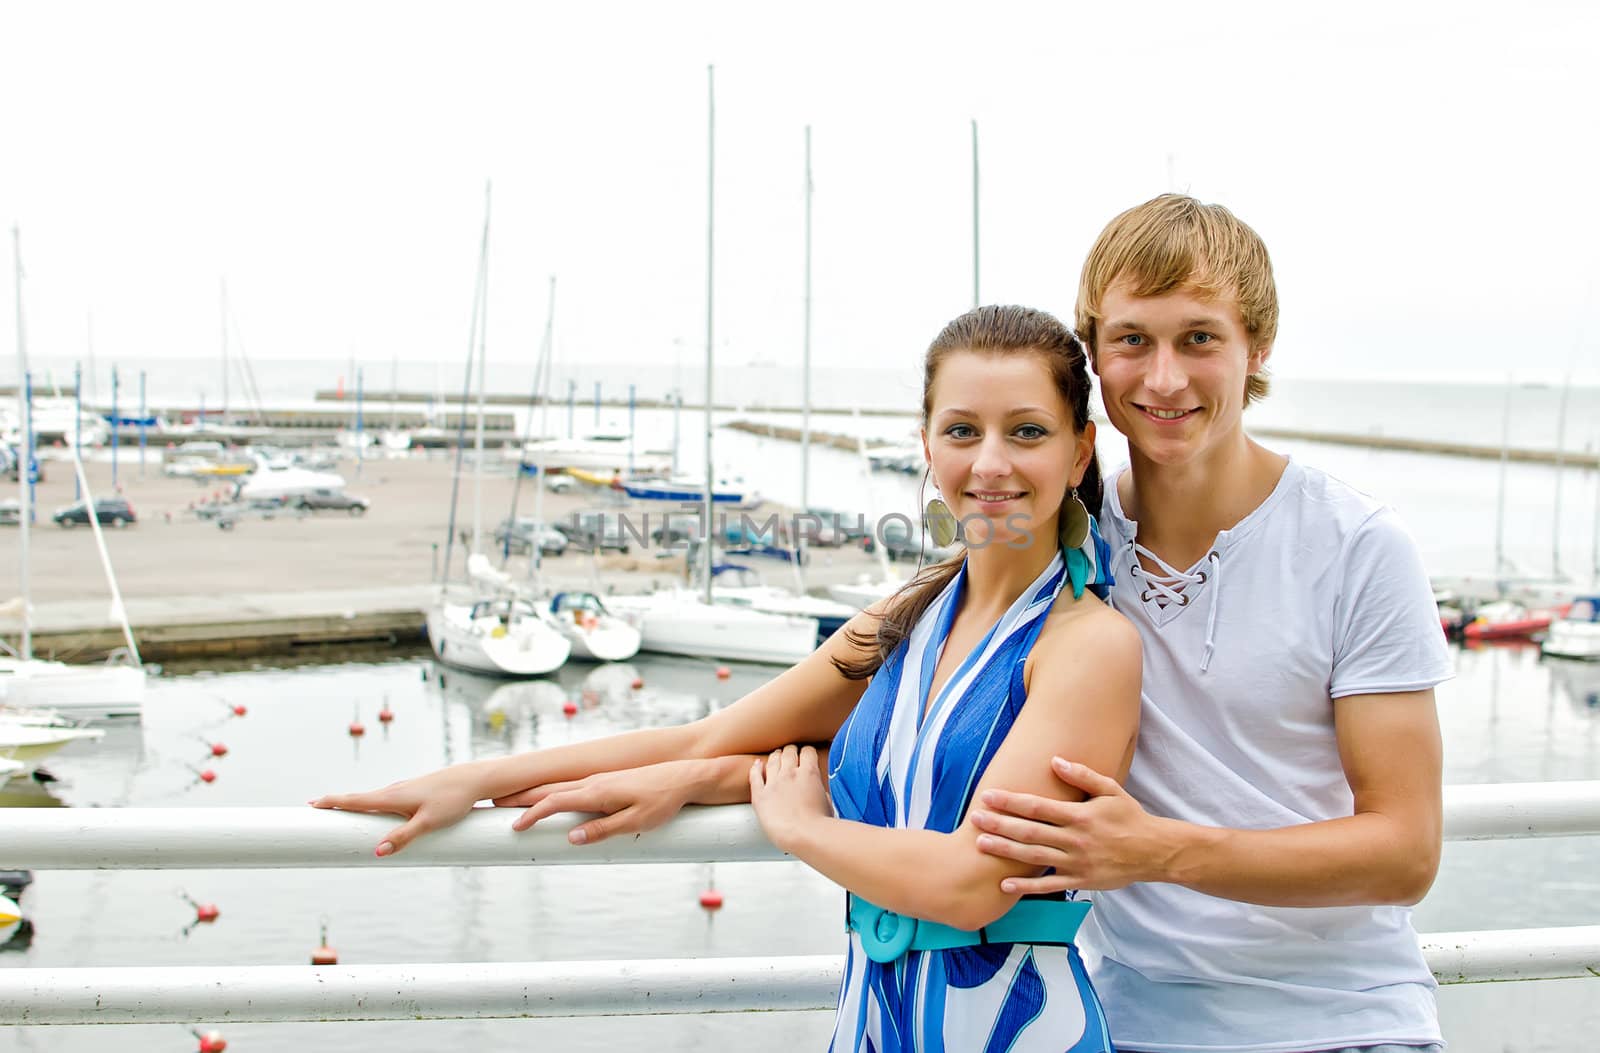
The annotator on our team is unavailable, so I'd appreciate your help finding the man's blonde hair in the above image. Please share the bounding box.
[1076,194,1277,405]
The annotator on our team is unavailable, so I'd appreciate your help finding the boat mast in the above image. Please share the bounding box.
[1553,359,1574,579]
[801,124,813,522]
[219,277,229,428]
[529,276,556,581]
[1493,377,1512,583]
[703,64,716,605]
[473,181,492,558]
[12,226,30,660]
[971,118,980,309]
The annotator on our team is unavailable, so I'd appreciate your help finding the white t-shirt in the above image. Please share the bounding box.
[1080,457,1454,1053]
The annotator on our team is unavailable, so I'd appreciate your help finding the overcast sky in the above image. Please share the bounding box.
[3,0,1596,386]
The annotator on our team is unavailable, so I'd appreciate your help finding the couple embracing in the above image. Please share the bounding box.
[316,195,1450,1053]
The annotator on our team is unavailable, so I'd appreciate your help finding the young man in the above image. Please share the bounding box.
[968,195,1451,1053]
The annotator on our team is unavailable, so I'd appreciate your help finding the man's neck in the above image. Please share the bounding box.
[1119,432,1287,569]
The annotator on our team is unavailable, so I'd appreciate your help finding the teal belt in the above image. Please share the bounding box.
[846,893,1091,964]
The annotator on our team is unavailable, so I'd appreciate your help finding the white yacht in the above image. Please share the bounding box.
[426,556,571,677]
[605,588,819,665]
[548,592,642,662]
[0,658,145,719]
[1540,595,1600,660]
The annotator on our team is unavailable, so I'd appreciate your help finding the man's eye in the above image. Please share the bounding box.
[1121,334,1144,346]
[1190,332,1214,345]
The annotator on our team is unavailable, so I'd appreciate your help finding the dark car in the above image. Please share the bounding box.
[53,497,136,528]
[0,498,19,526]
[2,448,44,484]
[293,488,370,515]
[555,511,634,554]
[493,518,568,556]
[865,518,958,563]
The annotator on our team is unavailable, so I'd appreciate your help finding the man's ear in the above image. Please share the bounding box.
[1249,340,1273,375]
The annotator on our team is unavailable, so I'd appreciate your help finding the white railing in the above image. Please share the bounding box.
[1,781,1598,1026]
[5,780,1599,871]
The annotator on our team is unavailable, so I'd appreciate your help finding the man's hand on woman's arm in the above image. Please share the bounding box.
[971,689,1444,908]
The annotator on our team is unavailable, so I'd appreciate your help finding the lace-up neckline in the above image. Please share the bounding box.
[1126,542,1223,672]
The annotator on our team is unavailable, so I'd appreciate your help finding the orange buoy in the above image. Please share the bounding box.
[195,1029,228,1052]
[311,924,338,965]
[562,700,578,717]
[698,888,724,910]
[629,676,644,691]
[349,705,365,737]
[377,703,394,723]
[715,666,731,680]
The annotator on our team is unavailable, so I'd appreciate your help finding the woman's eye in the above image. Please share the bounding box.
[1014,425,1047,440]
[945,424,976,439]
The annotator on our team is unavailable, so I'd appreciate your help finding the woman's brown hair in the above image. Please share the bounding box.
[833,305,1102,680]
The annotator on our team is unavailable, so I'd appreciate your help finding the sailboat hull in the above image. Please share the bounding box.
[426,604,571,677]
[0,659,145,720]
[606,592,818,665]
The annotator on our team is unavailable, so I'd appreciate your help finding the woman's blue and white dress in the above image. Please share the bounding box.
[826,552,1114,1053]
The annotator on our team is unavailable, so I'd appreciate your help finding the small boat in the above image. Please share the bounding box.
[549,592,642,662]
[0,718,105,773]
[511,435,672,476]
[621,475,757,506]
[1460,599,1562,643]
[827,575,907,611]
[427,557,572,677]
[605,589,819,665]
[710,564,857,644]
[0,658,145,720]
[1541,595,1600,660]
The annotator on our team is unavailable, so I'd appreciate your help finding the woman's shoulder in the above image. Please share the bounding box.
[1034,595,1142,673]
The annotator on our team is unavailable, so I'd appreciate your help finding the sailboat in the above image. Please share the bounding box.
[605,68,819,667]
[426,190,570,678]
[1,228,146,719]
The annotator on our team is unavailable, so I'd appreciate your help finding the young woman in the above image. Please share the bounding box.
[314,305,1141,1052]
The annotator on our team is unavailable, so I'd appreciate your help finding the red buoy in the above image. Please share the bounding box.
[629,676,644,691]
[698,888,724,910]
[229,703,247,717]
[715,666,731,680]
[209,742,228,758]
[199,769,217,784]
[562,700,578,717]
[196,1029,228,1052]
[196,903,220,923]
[377,704,394,723]
[348,720,365,737]
[311,924,338,965]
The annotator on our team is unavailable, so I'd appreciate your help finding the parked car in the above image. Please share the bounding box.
[293,488,370,514]
[2,447,44,484]
[555,511,634,554]
[53,497,137,528]
[493,517,568,557]
[804,507,868,544]
[865,518,958,563]
[0,498,19,526]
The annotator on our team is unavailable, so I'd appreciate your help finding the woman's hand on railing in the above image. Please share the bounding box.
[309,769,485,857]
[494,757,755,846]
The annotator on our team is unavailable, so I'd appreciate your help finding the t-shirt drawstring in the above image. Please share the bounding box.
[1127,543,1223,672]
